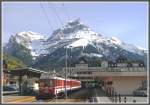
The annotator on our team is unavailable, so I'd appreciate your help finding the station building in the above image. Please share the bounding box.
[3,60,9,85]
[62,56,147,96]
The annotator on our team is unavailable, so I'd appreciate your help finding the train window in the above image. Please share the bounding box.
[44,80,49,86]
[39,79,54,87]
[39,81,45,87]
[49,80,54,87]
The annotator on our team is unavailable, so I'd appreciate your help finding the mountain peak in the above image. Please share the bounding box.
[135,45,147,51]
[67,18,81,26]
[17,31,46,41]
[48,19,93,41]
[4,19,147,70]
[111,36,122,45]
[9,31,48,57]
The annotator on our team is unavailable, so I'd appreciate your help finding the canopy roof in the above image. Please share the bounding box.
[9,67,47,77]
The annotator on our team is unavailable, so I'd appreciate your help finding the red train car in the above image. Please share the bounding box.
[37,73,81,99]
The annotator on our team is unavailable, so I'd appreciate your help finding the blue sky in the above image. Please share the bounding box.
[2,2,148,49]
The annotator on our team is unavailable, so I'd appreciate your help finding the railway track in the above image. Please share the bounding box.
[3,88,97,103]
[35,93,66,103]
[34,88,96,103]
[68,88,93,100]
[49,88,94,103]
[45,94,65,102]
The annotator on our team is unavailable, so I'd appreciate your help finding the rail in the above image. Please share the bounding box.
[3,91,19,95]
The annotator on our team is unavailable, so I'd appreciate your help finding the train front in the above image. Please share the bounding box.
[37,74,55,100]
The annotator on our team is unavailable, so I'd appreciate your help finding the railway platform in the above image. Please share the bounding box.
[83,87,112,103]
[93,88,112,103]
[2,96,36,103]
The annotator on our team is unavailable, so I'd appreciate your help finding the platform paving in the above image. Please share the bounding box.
[2,96,36,103]
[93,88,148,103]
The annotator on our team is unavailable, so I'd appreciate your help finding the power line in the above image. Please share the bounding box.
[40,3,54,32]
[48,3,68,99]
[48,3,65,38]
[62,3,70,22]
[46,4,61,29]
[49,3,64,26]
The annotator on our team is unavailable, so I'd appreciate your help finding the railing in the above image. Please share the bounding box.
[72,68,146,72]
[64,67,146,77]
[63,67,146,76]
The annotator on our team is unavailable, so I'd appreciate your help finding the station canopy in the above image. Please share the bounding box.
[9,67,47,77]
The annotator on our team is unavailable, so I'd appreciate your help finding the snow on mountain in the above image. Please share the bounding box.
[14,31,48,57]
[46,19,146,56]
[68,38,90,48]
[17,31,46,41]
[135,45,147,51]
[83,53,103,58]
[5,19,147,62]
[4,18,147,70]
[65,29,100,48]
[110,37,122,45]
[121,43,147,55]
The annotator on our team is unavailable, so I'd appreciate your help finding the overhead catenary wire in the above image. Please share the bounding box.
[49,3,64,26]
[46,4,61,30]
[40,3,54,32]
[48,3,65,39]
[62,3,70,22]
[48,3,68,99]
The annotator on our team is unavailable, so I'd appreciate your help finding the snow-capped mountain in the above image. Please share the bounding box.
[45,18,147,56]
[5,31,48,58]
[4,19,147,70]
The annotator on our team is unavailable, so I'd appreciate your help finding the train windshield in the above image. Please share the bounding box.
[39,79,54,87]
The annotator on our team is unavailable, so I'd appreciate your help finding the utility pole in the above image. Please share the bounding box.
[65,47,68,99]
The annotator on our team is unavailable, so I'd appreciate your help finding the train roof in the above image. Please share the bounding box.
[40,73,80,82]
[40,73,65,80]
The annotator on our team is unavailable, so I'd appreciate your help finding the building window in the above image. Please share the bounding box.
[109,64,112,67]
[117,59,120,63]
[113,63,117,67]
[139,63,144,67]
[107,81,113,85]
[127,63,132,67]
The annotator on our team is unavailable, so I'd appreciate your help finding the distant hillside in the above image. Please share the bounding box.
[3,52,26,70]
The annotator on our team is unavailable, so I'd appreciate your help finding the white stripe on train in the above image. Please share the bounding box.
[54,86,82,94]
[40,75,81,83]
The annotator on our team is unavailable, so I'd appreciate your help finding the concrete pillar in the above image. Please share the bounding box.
[19,75,22,95]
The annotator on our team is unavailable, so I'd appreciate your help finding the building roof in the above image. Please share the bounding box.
[9,67,47,77]
[78,56,87,64]
[116,55,128,63]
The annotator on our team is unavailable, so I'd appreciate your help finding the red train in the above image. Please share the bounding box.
[37,73,81,99]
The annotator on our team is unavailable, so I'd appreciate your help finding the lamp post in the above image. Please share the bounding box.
[65,47,68,99]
